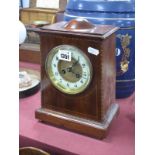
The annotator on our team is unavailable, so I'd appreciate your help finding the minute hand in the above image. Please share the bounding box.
[72,56,79,67]
[64,56,79,71]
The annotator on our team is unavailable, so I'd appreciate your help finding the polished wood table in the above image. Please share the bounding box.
[19,62,135,155]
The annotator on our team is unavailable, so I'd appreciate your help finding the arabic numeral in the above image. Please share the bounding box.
[56,56,59,61]
[83,72,87,77]
[80,80,83,83]
[55,72,58,76]
[82,64,86,67]
[82,72,87,79]
[67,83,70,87]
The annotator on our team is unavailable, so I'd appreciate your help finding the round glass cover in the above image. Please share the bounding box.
[45,45,93,94]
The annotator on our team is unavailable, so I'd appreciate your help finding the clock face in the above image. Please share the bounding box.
[45,45,93,94]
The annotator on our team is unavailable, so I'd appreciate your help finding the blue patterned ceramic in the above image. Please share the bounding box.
[64,0,135,98]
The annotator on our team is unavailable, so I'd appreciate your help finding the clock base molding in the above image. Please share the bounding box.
[35,103,119,139]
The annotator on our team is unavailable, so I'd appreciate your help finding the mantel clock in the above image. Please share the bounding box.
[35,18,119,139]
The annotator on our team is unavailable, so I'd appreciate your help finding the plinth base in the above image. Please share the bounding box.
[35,103,119,139]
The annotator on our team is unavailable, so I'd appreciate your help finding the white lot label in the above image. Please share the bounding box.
[88,47,99,56]
[58,50,71,61]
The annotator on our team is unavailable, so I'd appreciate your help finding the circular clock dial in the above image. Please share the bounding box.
[45,45,93,94]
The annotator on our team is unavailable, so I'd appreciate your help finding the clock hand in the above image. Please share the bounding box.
[61,67,72,74]
[70,69,81,79]
[64,56,79,74]
[71,57,82,78]
[72,56,79,67]
[61,57,81,78]
[61,57,80,73]
[61,67,81,79]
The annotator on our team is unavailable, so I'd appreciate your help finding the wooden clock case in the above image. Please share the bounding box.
[35,19,119,139]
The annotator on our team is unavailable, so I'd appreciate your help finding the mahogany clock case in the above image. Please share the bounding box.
[35,20,119,139]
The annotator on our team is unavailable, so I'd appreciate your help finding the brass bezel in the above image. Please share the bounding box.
[45,45,93,95]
